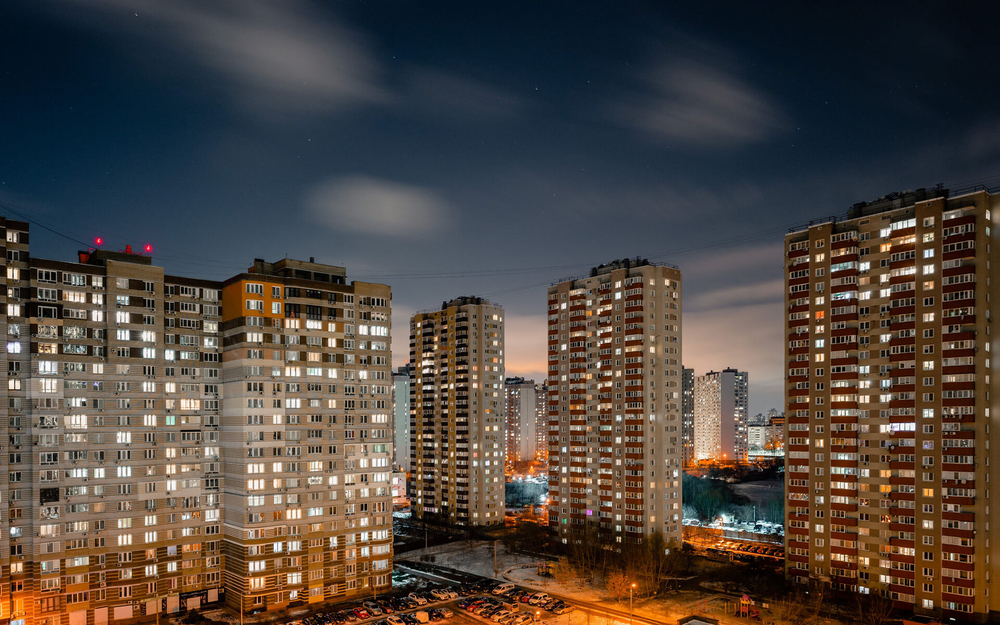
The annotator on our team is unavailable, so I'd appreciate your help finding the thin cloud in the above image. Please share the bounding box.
[67,0,387,116]
[304,175,452,237]
[405,68,526,120]
[683,301,784,415]
[682,242,785,279]
[612,60,784,147]
[686,279,784,311]
[503,314,549,380]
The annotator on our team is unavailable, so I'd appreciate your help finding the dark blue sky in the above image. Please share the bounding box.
[4,1,1000,413]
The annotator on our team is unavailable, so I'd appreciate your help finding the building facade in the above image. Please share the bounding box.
[504,377,537,467]
[534,382,548,464]
[409,297,505,526]
[693,368,749,463]
[681,367,694,466]
[783,187,1000,619]
[0,228,393,625]
[748,421,783,451]
[546,258,683,546]
[392,365,411,473]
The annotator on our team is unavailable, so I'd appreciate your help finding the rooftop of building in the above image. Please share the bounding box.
[788,184,997,235]
[701,368,747,376]
[415,295,501,316]
[552,256,680,286]
[249,257,347,284]
[505,376,535,386]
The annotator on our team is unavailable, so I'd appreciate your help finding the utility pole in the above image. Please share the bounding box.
[493,540,498,579]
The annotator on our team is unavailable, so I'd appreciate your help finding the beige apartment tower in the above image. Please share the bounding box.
[504,377,537,467]
[693,368,749,463]
[784,187,1000,620]
[547,258,683,546]
[409,297,505,526]
[0,223,392,625]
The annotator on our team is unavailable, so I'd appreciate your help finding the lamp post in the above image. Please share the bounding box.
[534,610,540,623]
[630,583,636,625]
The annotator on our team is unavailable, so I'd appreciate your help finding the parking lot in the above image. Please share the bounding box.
[284,579,575,625]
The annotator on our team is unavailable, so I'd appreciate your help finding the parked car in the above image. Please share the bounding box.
[387,617,406,625]
[409,593,428,606]
[364,602,384,616]
[341,611,358,623]
[437,608,454,618]
[553,604,575,615]
[353,608,371,620]
[492,583,516,595]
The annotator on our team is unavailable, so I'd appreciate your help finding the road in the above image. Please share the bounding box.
[395,560,665,625]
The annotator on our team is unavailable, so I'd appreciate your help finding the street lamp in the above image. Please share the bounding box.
[534,610,540,623]
[630,583,636,625]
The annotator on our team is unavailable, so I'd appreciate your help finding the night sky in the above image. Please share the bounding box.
[4,2,1000,414]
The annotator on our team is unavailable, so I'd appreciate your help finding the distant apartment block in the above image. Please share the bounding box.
[784,187,1000,618]
[547,258,683,545]
[693,368,749,463]
[0,223,393,623]
[409,297,505,526]
[392,365,411,473]
[748,411,784,452]
[681,367,694,466]
[535,382,548,463]
[504,377,537,466]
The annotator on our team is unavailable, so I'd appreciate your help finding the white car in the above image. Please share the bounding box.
[387,617,406,625]
[430,589,449,600]
[409,593,428,606]
[491,610,512,622]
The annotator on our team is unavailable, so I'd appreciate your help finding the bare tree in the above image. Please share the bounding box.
[552,556,577,586]
[767,591,814,625]
[853,591,895,625]
[605,569,632,604]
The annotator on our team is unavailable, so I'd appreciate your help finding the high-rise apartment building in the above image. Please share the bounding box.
[0,224,393,624]
[409,297,505,526]
[693,368,749,463]
[504,377,537,467]
[393,365,411,473]
[547,258,683,546]
[221,258,393,614]
[784,187,1000,619]
[535,382,548,464]
[681,367,694,466]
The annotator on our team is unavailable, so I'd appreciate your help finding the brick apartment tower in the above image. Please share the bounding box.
[784,187,1000,619]
[0,226,393,624]
[547,258,683,546]
[409,297,505,526]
